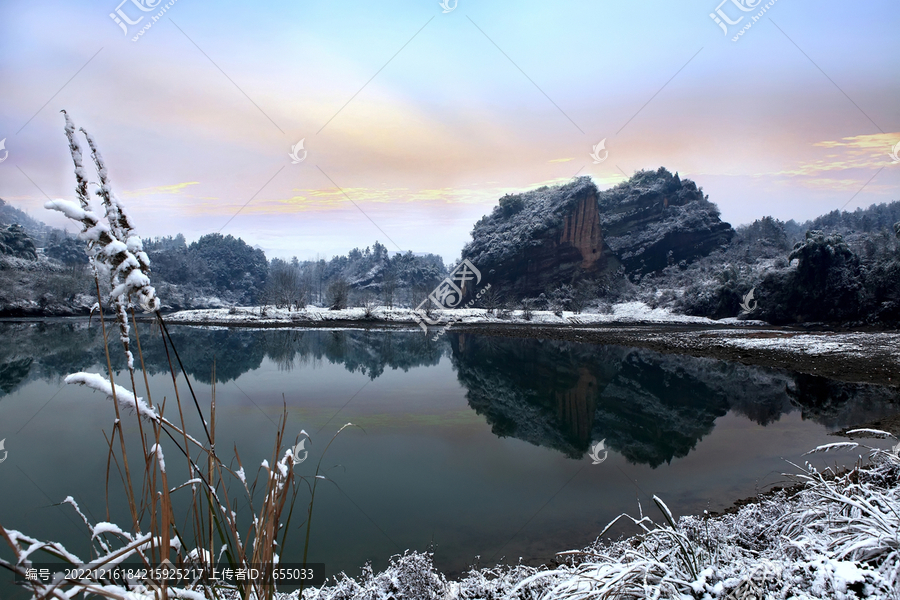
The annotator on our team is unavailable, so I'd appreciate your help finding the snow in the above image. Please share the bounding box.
[150,443,166,472]
[44,199,91,221]
[700,330,900,361]
[102,239,128,257]
[846,429,895,438]
[166,301,762,328]
[110,268,151,299]
[64,372,159,422]
[91,522,127,539]
[808,442,862,454]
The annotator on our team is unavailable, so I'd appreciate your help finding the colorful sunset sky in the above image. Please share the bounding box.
[1,0,898,261]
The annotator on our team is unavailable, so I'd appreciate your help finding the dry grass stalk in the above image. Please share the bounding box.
[1,113,351,600]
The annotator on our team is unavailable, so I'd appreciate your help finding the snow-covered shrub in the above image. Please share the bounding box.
[303,552,447,600]
[300,441,900,600]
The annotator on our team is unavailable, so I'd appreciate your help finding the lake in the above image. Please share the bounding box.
[0,320,897,595]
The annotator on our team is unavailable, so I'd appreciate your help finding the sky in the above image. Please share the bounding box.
[0,0,898,262]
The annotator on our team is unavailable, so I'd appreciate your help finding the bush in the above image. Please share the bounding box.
[520,298,536,321]
[327,277,350,310]
[755,230,864,324]
[0,224,37,260]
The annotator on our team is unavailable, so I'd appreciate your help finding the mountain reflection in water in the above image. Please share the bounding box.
[450,333,898,466]
[1,321,897,468]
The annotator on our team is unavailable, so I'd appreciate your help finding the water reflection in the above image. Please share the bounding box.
[1,321,897,469]
[449,333,897,466]
[0,322,446,392]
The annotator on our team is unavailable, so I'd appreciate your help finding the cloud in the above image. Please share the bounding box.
[121,182,201,197]
[193,172,633,220]
[774,133,900,177]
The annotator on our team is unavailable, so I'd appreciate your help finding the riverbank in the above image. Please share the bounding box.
[162,303,900,390]
[297,448,900,600]
[458,323,900,391]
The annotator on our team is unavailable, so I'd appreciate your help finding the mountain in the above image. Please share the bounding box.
[460,168,734,298]
[598,167,734,275]
[0,198,48,241]
[461,177,620,298]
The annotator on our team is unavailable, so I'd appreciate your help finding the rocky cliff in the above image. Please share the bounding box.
[460,168,734,296]
[598,167,734,275]
[461,177,620,298]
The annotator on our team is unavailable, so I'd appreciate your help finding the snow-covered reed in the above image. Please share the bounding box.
[1,114,352,600]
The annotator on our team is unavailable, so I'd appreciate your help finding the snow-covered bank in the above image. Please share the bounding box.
[163,304,900,389]
[4,443,898,599]
[699,329,900,362]
[293,445,900,600]
[165,302,767,328]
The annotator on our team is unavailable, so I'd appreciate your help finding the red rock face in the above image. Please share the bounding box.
[501,192,617,298]
[469,187,619,299]
[559,190,604,269]
[462,169,735,300]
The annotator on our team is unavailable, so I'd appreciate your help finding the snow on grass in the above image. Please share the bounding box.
[295,453,900,600]
[166,301,765,328]
[64,372,159,422]
[90,522,128,540]
[150,443,166,472]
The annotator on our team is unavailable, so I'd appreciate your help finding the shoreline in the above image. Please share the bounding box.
[162,304,900,390]
[455,322,900,390]
[5,306,900,389]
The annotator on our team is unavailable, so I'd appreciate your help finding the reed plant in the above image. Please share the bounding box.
[0,112,347,600]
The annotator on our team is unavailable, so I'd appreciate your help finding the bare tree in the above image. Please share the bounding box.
[266,262,306,310]
[479,285,504,314]
[520,297,536,321]
[381,268,397,309]
[569,280,596,314]
[360,292,377,319]
[327,277,350,310]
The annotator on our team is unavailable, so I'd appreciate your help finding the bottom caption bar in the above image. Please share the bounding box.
[15,563,326,587]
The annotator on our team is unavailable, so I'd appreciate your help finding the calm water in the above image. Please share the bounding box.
[0,320,897,593]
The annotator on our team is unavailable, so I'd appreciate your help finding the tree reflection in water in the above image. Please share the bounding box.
[1,321,896,467]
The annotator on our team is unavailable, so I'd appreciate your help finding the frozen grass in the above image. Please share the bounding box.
[295,441,900,600]
[0,114,353,600]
